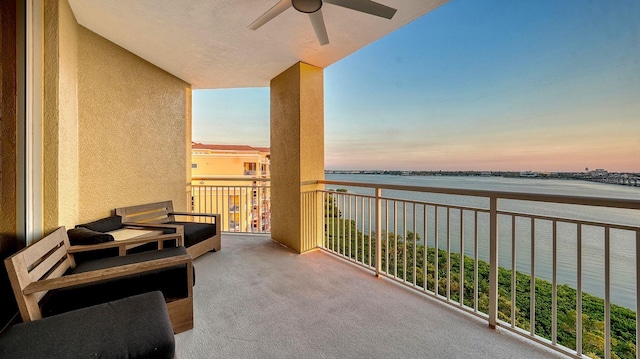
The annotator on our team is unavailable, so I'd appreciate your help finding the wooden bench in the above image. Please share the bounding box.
[4,227,194,333]
[116,200,221,259]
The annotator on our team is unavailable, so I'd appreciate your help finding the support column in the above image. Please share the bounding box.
[270,62,324,253]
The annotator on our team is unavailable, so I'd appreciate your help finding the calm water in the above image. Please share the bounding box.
[325,173,640,310]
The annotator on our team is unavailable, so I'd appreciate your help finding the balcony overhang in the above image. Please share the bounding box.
[67,0,448,89]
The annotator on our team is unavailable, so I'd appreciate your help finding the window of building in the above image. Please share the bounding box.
[244,162,257,175]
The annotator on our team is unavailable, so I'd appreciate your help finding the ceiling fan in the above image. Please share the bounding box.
[248,0,397,46]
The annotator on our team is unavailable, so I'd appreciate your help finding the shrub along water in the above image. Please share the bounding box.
[325,215,636,359]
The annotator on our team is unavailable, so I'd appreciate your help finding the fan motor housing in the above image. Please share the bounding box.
[292,0,322,13]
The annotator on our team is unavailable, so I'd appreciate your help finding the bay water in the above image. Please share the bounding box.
[325,173,640,310]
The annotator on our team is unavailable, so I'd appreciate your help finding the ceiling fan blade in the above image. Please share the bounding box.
[309,10,329,45]
[323,0,397,19]
[248,0,292,30]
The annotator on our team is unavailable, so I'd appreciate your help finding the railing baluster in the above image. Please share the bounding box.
[340,194,344,256]
[605,227,611,359]
[356,197,367,262]
[577,223,583,357]
[552,220,557,345]
[447,207,451,300]
[434,206,439,297]
[386,200,389,276]
[424,204,428,291]
[394,201,398,278]
[403,202,407,283]
[217,186,221,229]
[344,194,358,260]
[369,197,373,267]
[237,186,240,232]
[375,188,382,277]
[511,215,516,328]
[323,192,327,248]
[460,209,464,306]
[354,195,359,262]
[326,192,330,251]
[636,230,639,359]
[339,192,343,254]
[474,210,478,312]
[530,218,536,336]
[257,185,261,232]
[334,192,338,253]
[488,197,498,329]
[413,203,417,287]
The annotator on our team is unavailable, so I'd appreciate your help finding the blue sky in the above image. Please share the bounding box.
[192,0,640,172]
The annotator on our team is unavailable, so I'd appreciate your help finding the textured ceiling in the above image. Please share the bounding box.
[68,0,448,89]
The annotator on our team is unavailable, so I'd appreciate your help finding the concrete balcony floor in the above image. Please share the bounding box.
[176,234,563,358]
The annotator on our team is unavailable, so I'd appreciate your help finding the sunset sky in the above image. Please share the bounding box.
[192,0,640,172]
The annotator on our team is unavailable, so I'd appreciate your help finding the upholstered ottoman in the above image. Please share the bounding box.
[0,291,174,359]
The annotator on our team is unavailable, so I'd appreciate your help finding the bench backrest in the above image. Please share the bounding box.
[115,200,176,224]
[4,227,74,321]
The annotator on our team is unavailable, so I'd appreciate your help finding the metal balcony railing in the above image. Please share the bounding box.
[190,177,271,233]
[191,176,640,358]
[301,179,640,359]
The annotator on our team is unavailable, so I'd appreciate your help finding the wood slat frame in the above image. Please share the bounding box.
[4,226,195,332]
[23,254,192,295]
[116,200,221,258]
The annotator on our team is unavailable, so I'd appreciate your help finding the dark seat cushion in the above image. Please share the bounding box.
[167,221,217,248]
[41,247,193,317]
[78,215,123,232]
[0,291,174,359]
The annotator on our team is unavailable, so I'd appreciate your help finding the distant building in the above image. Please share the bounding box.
[192,143,270,178]
[191,143,271,232]
[589,169,608,178]
[519,171,538,178]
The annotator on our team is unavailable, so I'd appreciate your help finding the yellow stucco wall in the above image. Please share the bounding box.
[57,0,79,228]
[43,0,80,232]
[270,62,324,253]
[76,26,191,222]
[43,0,60,232]
[41,0,191,228]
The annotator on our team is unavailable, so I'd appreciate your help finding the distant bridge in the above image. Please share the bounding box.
[589,176,640,187]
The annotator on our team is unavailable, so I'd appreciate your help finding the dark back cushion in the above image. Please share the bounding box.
[67,227,117,263]
[77,216,123,233]
[67,227,114,245]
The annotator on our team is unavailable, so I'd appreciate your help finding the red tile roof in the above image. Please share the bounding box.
[192,142,270,153]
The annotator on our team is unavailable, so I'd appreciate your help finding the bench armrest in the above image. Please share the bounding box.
[67,234,184,253]
[122,222,183,233]
[171,212,218,219]
[23,253,192,295]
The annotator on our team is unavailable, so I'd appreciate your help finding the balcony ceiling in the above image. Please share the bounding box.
[67,0,447,89]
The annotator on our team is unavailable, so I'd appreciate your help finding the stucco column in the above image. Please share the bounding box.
[270,62,324,253]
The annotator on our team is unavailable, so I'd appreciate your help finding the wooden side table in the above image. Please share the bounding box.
[107,228,164,255]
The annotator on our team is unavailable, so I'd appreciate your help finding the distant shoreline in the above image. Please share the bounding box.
[325,170,640,187]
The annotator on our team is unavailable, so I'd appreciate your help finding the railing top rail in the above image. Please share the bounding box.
[314,179,640,210]
[192,176,271,182]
